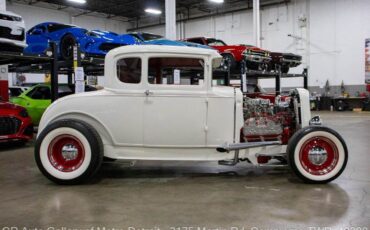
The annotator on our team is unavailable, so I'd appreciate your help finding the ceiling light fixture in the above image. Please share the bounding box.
[67,0,86,4]
[209,0,224,3]
[145,8,162,15]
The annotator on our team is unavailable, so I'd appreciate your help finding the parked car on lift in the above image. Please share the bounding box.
[0,100,33,143]
[0,10,27,52]
[10,84,97,125]
[268,52,302,73]
[24,22,137,60]
[127,32,214,50]
[184,37,271,71]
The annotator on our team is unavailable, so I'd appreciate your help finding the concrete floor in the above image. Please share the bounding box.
[0,111,369,229]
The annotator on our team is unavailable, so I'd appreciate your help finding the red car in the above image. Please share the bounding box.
[184,37,271,71]
[0,101,33,143]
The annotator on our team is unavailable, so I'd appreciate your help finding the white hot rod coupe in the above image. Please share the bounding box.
[35,45,348,184]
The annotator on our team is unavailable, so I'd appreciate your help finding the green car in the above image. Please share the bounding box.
[10,84,97,125]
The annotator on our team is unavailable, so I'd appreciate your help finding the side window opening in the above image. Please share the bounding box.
[148,57,204,86]
[117,58,142,84]
[27,86,51,100]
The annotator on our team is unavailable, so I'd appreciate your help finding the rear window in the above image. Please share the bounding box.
[207,39,226,46]
[117,58,142,84]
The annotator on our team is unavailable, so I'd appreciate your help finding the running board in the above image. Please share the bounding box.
[217,141,281,153]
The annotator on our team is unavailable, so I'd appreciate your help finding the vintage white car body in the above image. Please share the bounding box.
[35,45,348,185]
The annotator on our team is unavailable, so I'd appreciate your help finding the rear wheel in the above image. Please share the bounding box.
[35,119,103,185]
[60,34,76,60]
[287,126,348,183]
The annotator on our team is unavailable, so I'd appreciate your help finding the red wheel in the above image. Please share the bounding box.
[47,134,85,172]
[287,126,348,183]
[35,120,103,185]
[299,136,339,176]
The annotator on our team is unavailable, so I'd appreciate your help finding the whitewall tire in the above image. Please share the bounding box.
[35,119,103,185]
[287,126,348,184]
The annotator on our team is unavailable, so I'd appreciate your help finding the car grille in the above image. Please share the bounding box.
[249,50,268,57]
[0,26,25,41]
[99,43,124,52]
[0,117,21,136]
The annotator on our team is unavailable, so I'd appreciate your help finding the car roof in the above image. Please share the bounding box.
[107,45,220,59]
[35,22,78,28]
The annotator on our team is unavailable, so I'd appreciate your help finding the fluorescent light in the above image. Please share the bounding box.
[209,0,224,3]
[145,8,162,15]
[67,0,86,4]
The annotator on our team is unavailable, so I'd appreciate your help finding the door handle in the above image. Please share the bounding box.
[145,90,153,96]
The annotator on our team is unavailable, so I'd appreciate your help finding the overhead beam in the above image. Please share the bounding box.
[128,0,289,32]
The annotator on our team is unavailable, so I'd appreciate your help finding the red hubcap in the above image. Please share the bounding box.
[299,136,339,175]
[48,134,85,172]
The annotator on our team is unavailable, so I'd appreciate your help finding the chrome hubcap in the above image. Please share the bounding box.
[61,144,79,161]
[308,146,328,166]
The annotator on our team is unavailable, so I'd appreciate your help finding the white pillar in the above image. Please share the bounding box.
[165,0,176,40]
[253,0,261,47]
[0,0,6,11]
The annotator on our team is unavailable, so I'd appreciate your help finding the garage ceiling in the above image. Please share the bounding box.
[9,0,290,22]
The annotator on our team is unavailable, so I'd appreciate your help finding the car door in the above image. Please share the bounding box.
[143,56,208,147]
[103,56,145,146]
[26,25,49,54]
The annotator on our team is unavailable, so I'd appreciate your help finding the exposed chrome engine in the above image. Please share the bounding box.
[242,95,295,143]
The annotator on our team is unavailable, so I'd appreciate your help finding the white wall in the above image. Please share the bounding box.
[134,0,369,89]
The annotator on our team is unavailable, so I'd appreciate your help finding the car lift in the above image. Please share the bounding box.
[0,42,104,102]
[214,59,308,94]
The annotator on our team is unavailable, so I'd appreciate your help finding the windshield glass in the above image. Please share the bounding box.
[207,39,227,46]
[47,23,76,33]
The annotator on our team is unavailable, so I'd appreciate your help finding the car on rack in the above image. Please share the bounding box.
[0,100,33,143]
[183,37,271,71]
[34,45,348,185]
[127,32,214,50]
[268,52,302,73]
[24,22,137,60]
[0,10,27,52]
[10,83,97,125]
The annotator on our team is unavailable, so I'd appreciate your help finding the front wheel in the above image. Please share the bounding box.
[35,119,103,185]
[287,126,348,184]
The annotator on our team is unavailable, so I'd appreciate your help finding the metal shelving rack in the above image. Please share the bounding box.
[214,60,308,95]
[0,42,105,102]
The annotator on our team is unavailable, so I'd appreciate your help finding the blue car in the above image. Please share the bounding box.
[25,22,138,59]
[127,32,214,50]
